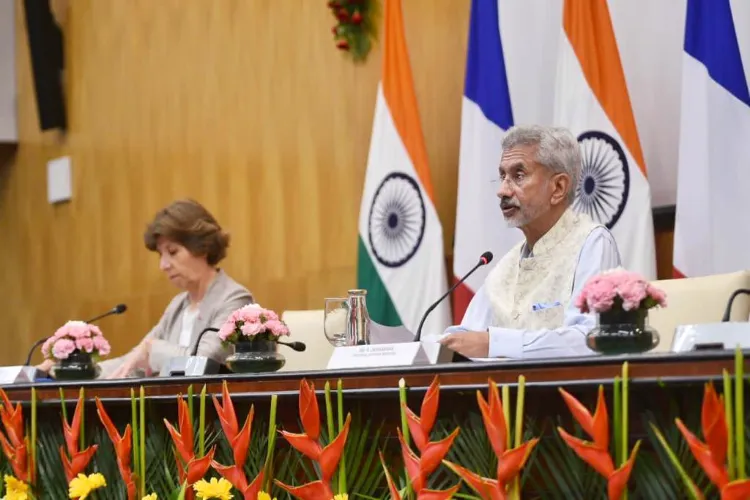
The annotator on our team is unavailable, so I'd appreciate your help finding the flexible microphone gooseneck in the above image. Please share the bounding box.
[190,328,308,356]
[191,327,220,356]
[414,251,494,342]
[721,289,750,322]
[24,303,128,366]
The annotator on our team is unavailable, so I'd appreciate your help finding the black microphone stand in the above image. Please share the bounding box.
[414,256,490,342]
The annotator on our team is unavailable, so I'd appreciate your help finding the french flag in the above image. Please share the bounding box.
[673,0,750,278]
[452,0,519,323]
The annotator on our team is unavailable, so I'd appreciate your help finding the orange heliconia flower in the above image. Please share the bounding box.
[210,380,265,500]
[0,389,34,484]
[95,397,136,500]
[275,379,351,500]
[557,386,639,500]
[381,376,460,500]
[676,382,750,500]
[59,393,98,483]
[445,380,538,500]
[163,395,216,500]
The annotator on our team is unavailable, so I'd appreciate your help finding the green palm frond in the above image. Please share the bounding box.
[144,420,180,495]
[636,409,714,498]
[35,421,68,499]
[91,426,127,500]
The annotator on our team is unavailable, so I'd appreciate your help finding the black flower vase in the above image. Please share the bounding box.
[225,338,286,373]
[585,308,660,355]
[54,350,99,381]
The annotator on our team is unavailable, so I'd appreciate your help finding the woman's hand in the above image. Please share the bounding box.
[108,338,153,379]
[35,359,55,373]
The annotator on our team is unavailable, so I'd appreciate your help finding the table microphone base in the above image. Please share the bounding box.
[160,356,221,377]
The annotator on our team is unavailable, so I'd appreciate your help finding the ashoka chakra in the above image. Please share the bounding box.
[574,130,630,229]
[367,172,426,268]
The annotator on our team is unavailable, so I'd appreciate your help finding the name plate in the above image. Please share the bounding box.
[326,342,454,370]
[672,322,750,352]
[160,356,221,377]
[0,366,38,386]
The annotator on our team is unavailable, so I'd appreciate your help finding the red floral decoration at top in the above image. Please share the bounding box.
[327,0,376,62]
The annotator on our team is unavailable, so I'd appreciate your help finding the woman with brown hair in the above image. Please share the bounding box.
[44,199,254,378]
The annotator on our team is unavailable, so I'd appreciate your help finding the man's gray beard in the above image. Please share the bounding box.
[503,215,523,228]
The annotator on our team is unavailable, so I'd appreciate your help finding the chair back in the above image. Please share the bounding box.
[280,309,334,372]
[649,270,750,352]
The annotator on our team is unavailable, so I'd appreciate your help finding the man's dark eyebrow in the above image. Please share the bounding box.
[499,161,526,172]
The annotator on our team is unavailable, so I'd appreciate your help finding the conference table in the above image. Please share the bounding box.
[0,349,744,498]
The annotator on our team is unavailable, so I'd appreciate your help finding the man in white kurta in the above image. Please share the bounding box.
[441,125,621,359]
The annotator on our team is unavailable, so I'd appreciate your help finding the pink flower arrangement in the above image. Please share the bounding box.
[575,268,667,314]
[41,320,112,361]
[218,303,290,344]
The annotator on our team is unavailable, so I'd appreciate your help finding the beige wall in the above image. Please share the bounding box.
[0,0,471,364]
[0,0,676,366]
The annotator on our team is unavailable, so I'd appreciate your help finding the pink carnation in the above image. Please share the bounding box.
[647,284,667,307]
[617,280,648,311]
[75,337,95,353]
[92,335,111,356]
[584,281,617,313]
[219,303,290,341]
[218,322,236,341]
[576,268,668,314]
[240,321,263,337]
[264,319,290,336]
[52,338,76,360]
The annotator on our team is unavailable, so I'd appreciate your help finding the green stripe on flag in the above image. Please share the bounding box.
[357,237,402,326]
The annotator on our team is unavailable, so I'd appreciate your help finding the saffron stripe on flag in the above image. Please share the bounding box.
[563,0,646,173]
[381,0,435,201]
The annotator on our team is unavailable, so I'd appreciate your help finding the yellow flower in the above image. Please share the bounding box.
[142,495,158,500]
[68,472,107,499]
[257,493,277,500]
[3,474,29,500]
[193,477,233,500]
[333,495,348,500]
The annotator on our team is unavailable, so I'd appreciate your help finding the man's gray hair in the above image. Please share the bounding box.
[501,125,581,203]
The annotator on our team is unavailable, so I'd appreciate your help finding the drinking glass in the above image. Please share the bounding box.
[324,298,349,347]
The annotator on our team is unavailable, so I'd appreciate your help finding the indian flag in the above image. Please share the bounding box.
[554,0,656,279]
[673,0,750,277]
[357,0,450,336]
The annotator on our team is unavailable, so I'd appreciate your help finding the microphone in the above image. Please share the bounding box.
[721,289,750,322]
[414,251,494,342]
[85,303,127,323]
[24,303,128,366]
[278,340,307,352]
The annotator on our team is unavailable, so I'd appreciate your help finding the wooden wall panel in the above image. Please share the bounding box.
[0,0,471,364]
[0,0,674,366]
